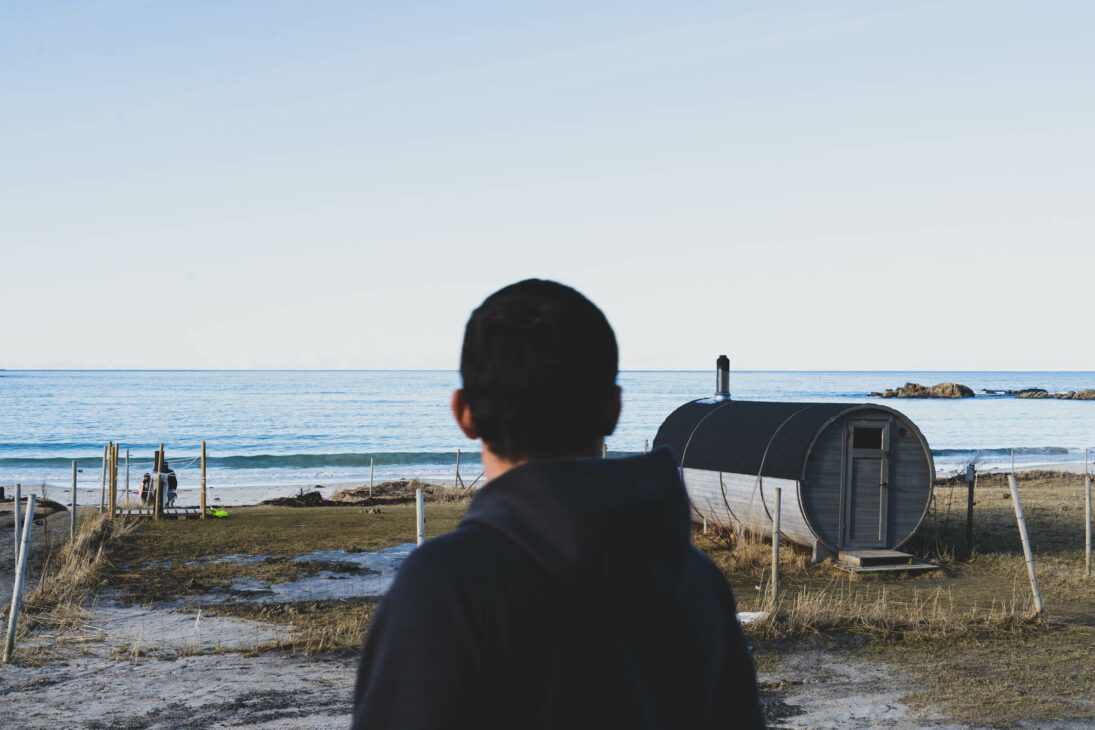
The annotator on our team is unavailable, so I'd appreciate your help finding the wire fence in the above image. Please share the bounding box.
[4,441,1093,664]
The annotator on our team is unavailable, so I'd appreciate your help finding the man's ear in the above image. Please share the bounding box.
[601,385,623,437]
[451,389,479,440]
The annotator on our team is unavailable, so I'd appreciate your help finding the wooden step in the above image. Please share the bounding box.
[838,549,913,567]
[836,561,940,575]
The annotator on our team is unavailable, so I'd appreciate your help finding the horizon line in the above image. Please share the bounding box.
[4,368,1095,374]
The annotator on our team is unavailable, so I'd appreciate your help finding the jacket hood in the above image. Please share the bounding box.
[460,448,692,601]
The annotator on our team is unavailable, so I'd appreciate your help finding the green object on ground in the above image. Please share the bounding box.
[210,508,229,518]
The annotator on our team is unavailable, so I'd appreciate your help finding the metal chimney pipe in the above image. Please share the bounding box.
[714,355,731,400]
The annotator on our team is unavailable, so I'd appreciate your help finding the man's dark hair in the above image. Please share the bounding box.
[460,279,618,461]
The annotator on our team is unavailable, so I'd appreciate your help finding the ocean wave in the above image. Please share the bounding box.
[931,447,1078,457]
[0,452,487,469]
[0,446,1083,472]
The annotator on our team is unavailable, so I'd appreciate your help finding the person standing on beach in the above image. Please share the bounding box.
[352,279,764,729]
[165,462,178,508]
[138,473,152,504]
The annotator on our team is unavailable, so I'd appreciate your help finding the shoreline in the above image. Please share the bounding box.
[3,461,1093,507]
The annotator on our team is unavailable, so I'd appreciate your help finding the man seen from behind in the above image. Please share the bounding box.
[352,278,764,729]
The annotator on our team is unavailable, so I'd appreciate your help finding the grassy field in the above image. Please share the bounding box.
[26,471,1094,726]
[97,501,469,654]
[107,503,468,597]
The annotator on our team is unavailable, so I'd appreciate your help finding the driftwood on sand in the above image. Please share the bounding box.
[258,480,468,509]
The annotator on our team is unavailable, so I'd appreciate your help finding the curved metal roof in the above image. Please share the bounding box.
[654,400,864,480]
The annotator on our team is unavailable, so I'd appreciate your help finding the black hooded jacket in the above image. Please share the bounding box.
[352,448,764,729]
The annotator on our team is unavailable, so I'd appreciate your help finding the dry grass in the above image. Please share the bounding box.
[94,502,469,656]
[106,502,468,563]
[206,598,379,656]
[14,514,137,637]
[699,518,1046,643]
[882,623,1095,726]
[109,554,375,605]
[7,502,469,661]
[712,470,1095,726]
[696,523,825,584]
[747,580,1042,641]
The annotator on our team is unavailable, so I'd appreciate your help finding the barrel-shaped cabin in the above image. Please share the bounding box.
[654,396,935,559]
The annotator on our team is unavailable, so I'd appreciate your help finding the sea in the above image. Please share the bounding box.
[2,370,1094,505]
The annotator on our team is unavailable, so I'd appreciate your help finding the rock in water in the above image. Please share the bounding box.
[873,382,974,399]
[1055,389,1095,400]
[1014,388,1095,400]
[929,382,975,398]
[1016,389,1049,399]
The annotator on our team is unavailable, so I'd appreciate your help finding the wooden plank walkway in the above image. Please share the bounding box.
[114,508,203,520]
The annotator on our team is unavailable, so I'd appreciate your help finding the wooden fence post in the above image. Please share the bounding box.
[965,464,976,558]
[643,439,648,454]
[1086,448,1091,577]
[415,487,425,546]
[602,444,607,459]
[125,449,130,504]
[770,487,782,608]
[105,445,110,516]
[154,444,164,521]
[1086,471,1092,577]
[12,484,20,567]
[99,444,108,514]
[3,495,36,663]
[1008,473,1044,613]
[109,444,115,515]
[455,449,463,489]
[369,457,374,499]
[200,441,207,519]
[70,461,77,542]
[108,443,118,517]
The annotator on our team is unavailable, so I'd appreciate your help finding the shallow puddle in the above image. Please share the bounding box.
[222,543,417,602]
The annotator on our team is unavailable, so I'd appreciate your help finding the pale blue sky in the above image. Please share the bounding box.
[3,1,1092,370]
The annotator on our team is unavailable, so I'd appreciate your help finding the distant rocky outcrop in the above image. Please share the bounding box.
[869,382,975,399]
[982,388,1095,400]
[868,384,1095,400]
[1016,389,1050,399]
[1044,389,1095,400]
[983,388,1048,398]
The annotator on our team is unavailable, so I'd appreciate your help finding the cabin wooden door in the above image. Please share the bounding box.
[842,418,891,548]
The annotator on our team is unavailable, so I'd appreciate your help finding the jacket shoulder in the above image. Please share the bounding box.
[683,545,739,610]
[386,522,530,600]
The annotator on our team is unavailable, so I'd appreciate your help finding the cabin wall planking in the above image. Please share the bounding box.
[682,468,812,546]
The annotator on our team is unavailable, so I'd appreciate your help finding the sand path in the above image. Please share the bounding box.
[1,652,354,729]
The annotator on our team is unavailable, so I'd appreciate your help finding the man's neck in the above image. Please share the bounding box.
[481,442,602,483]
[480,448,524,483]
